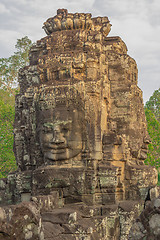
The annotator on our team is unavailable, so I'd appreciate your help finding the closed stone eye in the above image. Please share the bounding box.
[62,127,69,133]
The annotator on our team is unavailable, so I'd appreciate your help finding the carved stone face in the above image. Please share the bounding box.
[130,133,151,160]
[38,106,83,161]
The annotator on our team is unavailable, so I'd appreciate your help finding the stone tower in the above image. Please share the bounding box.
[0,9,158,240]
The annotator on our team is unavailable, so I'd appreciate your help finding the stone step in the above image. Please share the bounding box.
[41,208,99,240]
[42,208,82,224]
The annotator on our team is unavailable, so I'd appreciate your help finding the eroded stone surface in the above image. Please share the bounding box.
[0,202,44,240]
[129,195,160,239]
[0,9,158,240]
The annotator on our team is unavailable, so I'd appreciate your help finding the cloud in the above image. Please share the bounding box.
[0,0,159,102]
[0,29,23,57]
[0,3,10,14]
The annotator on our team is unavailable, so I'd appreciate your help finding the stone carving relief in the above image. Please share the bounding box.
[0,9,158,240]
[35,86,85,164]
[43,9,111,37]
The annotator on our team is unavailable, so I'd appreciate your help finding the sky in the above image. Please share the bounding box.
[0,0,160,103]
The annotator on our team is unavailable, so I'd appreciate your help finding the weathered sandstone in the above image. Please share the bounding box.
[0,9,158,240]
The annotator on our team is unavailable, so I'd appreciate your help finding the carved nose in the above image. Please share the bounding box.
[52,126,65,143]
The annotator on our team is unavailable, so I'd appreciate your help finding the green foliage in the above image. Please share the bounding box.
[145,88,160,122]
[144,108,160,169]
[0,91,16,178]
[158,172,160,186]
[0,36,32,177]
[0,89,15,107]
[145,89,160,173]
[0,36,32,95]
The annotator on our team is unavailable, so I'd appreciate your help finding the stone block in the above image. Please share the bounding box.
[32,166,86,198]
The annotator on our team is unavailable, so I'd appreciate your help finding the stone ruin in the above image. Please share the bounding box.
[0,9,159,240]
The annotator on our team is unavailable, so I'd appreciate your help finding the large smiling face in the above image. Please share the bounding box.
[38,106,83,161]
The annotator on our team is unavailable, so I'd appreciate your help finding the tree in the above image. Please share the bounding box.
[0,36,32,95]
[145,88,160,122]
[0,91,16,178]
[145,89,160,170]
[144,108,160,169]
[0,36,32,177]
